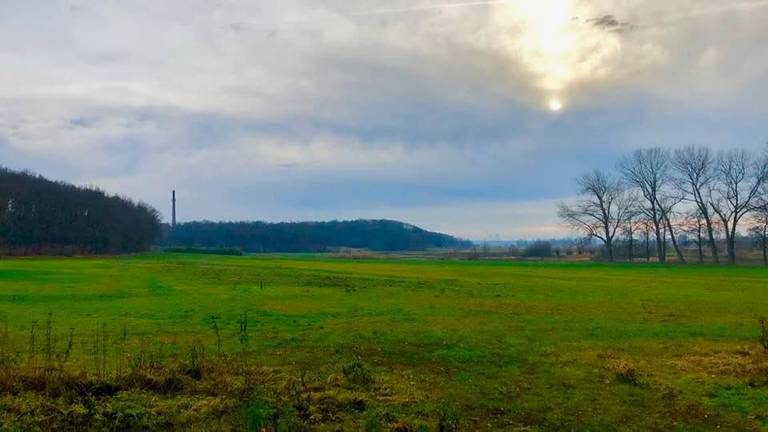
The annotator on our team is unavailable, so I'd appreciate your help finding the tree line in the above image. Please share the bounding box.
[558,145,768,265]
[161,220,472,253]
[0,167,161,255]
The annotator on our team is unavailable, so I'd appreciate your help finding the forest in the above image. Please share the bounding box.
[0,167,161,255]
[161,220,472,252]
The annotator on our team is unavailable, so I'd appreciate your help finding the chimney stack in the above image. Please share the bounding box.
[172,190,176,228]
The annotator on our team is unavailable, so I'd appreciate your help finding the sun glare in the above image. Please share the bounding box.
[493,0,622,112]
[547,98,563,112]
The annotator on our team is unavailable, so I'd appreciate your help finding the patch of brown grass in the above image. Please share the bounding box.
[609,360,642,385]
[669,344,768,380]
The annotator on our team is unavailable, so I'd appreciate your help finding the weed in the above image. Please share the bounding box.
[59,327,74,372]
[364,410,384,432]
[210,315,222,358]
[28,320,38,370]
[132,335,148,373]
[437,402,460,432]
[43,312,53,372]
[242,398,275,432]
[117,324,127,376]
[612,361,641,386]
[759,317,768,352]
[342,357,374,389]
[239,311,249,359]
[186,337,205,380]
[414,422,430,432]
[276,404,304,432]
[0,314,11,369]
[100,323,108,377]
[92,323,108,378]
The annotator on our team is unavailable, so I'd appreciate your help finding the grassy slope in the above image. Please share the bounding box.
[1,254,768,430]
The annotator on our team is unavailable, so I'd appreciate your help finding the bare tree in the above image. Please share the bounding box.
[710,149,768,264]
[558,170,631,262]
[620,148,685,264]
[750,199,768,266]
[673,145,720,263]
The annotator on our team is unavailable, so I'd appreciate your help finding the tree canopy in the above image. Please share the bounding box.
[0,167,161,255]
[161,220,471,253]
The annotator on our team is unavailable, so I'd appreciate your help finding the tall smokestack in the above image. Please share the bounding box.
[172,190,176,228]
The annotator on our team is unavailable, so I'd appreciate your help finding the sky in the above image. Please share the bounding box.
[1,0,767,240]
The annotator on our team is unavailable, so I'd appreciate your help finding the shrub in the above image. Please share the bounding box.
[524,241,553,258]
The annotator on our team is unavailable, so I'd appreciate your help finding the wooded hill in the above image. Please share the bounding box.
[0,167,161,255]
[162,220,471,253]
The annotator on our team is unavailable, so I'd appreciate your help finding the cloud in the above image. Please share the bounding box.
[0,0,767,239]
[344,198,570,240]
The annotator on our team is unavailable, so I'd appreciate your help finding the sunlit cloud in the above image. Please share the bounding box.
[493,0,625,110]
[352,0,511,16]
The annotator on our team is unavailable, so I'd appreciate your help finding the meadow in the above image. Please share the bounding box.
[1,253,768,430]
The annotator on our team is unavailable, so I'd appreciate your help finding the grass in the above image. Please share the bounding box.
[1,254,768,430]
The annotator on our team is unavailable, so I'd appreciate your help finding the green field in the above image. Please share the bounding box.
[2,254,768,430]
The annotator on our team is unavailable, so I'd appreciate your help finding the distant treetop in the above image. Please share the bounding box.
[161,219,471,253]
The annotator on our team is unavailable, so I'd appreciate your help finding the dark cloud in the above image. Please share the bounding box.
[586,14,634,33]
[69,117,95,128]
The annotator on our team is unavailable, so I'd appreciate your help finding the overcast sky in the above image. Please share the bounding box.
[1,0,767,239]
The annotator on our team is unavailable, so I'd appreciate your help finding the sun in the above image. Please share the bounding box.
[491,0,622,112]
[547,98,563,112]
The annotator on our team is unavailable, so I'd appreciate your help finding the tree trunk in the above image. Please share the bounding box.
[728,242,736,265]
[762,230,767,267]
[645,230,651,263]
[728,225,737,265]
[654,220,665,264]
[628,232,634,263]
[697,222,704,264]
[601,218,614,263]
[704,219,719,264]
[605,237,614,262]
[693,189,719,264]
[662,212,686,263]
